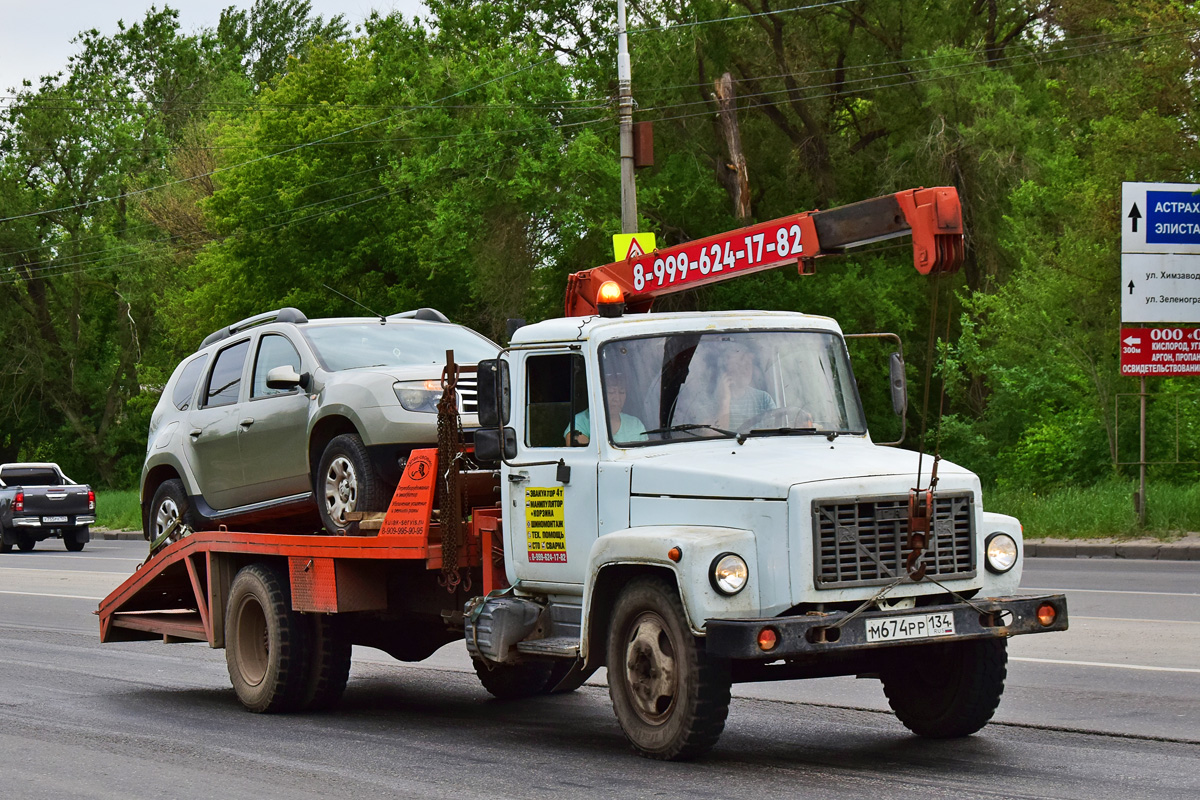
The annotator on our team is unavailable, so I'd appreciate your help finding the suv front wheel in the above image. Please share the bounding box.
[316,433,387,535]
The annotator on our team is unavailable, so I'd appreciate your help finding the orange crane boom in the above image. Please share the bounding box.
[565,186,963,316]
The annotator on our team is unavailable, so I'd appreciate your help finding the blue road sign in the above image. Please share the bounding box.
[1146,191,1200,245]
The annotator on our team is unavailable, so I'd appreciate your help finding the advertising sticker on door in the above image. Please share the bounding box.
[525,486,567,563]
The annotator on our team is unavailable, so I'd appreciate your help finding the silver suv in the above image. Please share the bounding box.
[141,308,499,539]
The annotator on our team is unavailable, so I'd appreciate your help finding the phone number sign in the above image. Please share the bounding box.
[1120,327,1200,376]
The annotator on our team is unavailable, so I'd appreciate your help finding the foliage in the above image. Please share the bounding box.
[1,0,1199,505]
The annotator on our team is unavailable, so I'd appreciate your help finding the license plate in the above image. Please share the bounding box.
[43,516,69,524]
[865,611,956,643]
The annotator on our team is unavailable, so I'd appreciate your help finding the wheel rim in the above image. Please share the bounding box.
[323,456,357,525]
[234,595,269,687]
[623,610,678,725]
[154,497,179,538]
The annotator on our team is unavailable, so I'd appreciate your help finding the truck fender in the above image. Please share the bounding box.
[580,526,760,664]
[979,511,1024,596]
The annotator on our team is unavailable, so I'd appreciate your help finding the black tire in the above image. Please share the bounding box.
[16,534,35,552]
[146,479,195,544]
[225,563,310,713]
[472,658,554,700]
[64,527,86,552]
[301,614,352,711]
[607,577,731,761]
[881,638,1008,738]
[0,527,12,553]
[316,433,388,535]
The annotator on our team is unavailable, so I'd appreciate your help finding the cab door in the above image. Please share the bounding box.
[502,350,598,587]
[185,338,250,510]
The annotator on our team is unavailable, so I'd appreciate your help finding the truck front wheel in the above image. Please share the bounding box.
[606,577,731,760]
[881,638,1007,738]
[225,564,310,713]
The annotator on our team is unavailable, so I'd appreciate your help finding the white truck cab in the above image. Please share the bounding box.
[469,309,1066,760]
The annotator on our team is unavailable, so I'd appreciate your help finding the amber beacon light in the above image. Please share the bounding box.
[597,280,625,317]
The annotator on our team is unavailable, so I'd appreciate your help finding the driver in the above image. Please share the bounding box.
[713,341,776,430]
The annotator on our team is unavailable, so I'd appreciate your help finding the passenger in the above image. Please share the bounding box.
[566,373,647,445]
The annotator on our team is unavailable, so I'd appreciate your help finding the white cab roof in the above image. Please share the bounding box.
[510,310,842,347]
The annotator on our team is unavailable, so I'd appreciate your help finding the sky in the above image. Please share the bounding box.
[0,0,426,95]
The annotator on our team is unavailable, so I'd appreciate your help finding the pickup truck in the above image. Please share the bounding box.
[0,463,95,552]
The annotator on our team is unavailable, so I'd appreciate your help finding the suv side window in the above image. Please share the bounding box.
[203,340,250,408]
[172,355,208,411]
[252,334,302,398]
[525,353,587,447]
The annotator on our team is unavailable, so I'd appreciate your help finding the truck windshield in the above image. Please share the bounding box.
[303,323,499,372]
[598,330,866,444]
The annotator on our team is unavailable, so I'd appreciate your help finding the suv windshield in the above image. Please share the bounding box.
[303,323,498,372]
[598,330,865,444]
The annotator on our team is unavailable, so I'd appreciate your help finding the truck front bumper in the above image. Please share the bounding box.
[705,594,1068,660]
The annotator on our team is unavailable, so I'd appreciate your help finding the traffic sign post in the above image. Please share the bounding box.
[1119,182,1200,525]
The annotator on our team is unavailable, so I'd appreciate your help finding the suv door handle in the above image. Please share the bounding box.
[240,418,255,428]
[189,428,203,438]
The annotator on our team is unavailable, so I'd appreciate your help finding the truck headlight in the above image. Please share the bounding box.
[984,532,1018,574]
[394,380,442,413]
[710,553,749,595]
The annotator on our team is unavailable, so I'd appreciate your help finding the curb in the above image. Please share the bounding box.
[98,531,144,541]
[1025,541,1200,561]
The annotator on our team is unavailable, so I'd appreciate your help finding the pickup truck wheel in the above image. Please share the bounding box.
[225,563,310,713]
[147,479,195,545]
[316,433,386,535]
[881,638,1007,738]
[16,534,35,552]
[64,528,86,552]
[607,577,731,760]
[472,657,554,700]
[301,614,351,711]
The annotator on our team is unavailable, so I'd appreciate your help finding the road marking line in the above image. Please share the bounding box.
[1073,614,1200,625]
[1023,587,1200,598]
[0,590,103,600]
[1011,656,1200,674]
[0,567,134,577]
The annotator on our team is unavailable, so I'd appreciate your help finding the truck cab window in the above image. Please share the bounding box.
[524,353,586,448]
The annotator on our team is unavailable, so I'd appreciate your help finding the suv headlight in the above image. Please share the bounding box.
[394,380,443,413]
[710,553,749,595]
[984,532,1019,574]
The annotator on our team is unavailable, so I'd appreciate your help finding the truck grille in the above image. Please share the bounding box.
[456,375,478,413]
[812,492,975,588]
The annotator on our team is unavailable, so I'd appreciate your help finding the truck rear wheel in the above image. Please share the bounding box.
[301,614,351,711]
[225,563,309,713]
[606,577,731,761]
[881,638,1007,738]
[472,657,554,700]
[16,534,35,552]
[64,527,87,552]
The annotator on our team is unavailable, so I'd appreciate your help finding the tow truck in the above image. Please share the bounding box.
[98,187,1067,760]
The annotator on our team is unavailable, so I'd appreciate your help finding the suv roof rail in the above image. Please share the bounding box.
[200,307,308,349]
[387,307,451,323]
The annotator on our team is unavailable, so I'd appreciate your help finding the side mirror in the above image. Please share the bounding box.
[476,358,511,427]
[889,352,907,416]
[474,427,517,462]
[266,365,306,390]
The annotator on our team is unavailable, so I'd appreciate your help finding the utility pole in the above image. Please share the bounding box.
[617,0,638,233]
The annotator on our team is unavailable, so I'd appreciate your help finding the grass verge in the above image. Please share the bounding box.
[986,479,1200,540]
[96,489,140,533]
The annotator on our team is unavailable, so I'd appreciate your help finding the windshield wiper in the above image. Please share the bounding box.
[644,423,737,439]
[736,426,818,444]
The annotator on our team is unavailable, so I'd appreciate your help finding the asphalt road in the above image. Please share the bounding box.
[1,540,1197,799]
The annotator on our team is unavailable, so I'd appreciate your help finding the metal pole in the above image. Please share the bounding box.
[1139,376,1147,526]
[617,0,638,233]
